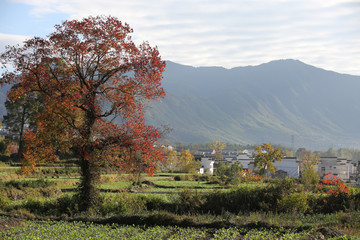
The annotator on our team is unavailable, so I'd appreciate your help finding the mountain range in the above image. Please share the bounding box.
[144,59,360,149]
[0,59,359,150]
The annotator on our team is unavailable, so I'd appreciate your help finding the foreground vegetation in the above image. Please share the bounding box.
[0,216,336,240]
[0,159,360,239]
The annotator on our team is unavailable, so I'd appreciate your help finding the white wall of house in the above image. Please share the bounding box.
[317,157,352,182]
[201,157,215,174]
[274,157,299,178]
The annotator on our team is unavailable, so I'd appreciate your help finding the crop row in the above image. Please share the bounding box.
[0,219,320,240]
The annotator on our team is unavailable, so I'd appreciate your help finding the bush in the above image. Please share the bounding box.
[317,173,351,213]
[56,194,79,216]
[202,185,278,214]
[99,199,126,216]
[0,195,8,209]
[277,192,309,213]
[23,198,44,215]
[301,168,320,191]
[176,188,205,213]
[5,179,56,189]
[143,195,169,211]
[104,193,146,214]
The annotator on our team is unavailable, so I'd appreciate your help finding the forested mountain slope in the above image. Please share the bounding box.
[145,59,360,149]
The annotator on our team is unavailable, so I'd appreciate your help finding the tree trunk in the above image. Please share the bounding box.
[17,105,27,161]
[78,154,101,211]
[77,92,100,212]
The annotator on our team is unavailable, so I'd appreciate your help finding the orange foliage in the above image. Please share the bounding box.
[240,169,264,182]
[318,173,350,197]
[0,16,166,175]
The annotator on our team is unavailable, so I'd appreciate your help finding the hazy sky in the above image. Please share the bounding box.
[1,0,359,75]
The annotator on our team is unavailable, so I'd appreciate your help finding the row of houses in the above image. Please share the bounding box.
[199,151,359,184]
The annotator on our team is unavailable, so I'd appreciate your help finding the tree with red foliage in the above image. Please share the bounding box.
[318,173,349,197]
[0,16,166,211]
[317,173,350,212]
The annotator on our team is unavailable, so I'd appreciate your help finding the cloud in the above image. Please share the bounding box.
[0,33,29,52]
[3,0,360,75]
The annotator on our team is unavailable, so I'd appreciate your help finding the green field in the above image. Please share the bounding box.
[0,162,360,239]
[0,218,319,240]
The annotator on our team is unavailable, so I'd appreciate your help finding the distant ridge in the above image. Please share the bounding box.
[0,60,359,149]
[145,59,360,149]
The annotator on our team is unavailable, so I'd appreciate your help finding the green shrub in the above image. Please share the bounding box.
[23,198,44,214]
[321,192,352,213]
[0,195,8,209]
[143,195,169,211]
[105,193,146,214]
[5,179,56,189]
[277,192,309,213]
[56,194,79,216]
[301,168,320,191]
[39,186,62,198]
[99,199,126,216]
[176,188,205,213]
[202,185,277,214]
[271,177,298,195]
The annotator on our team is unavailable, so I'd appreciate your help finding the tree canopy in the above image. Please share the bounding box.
[253,143,283,176]
[0,15,166,210]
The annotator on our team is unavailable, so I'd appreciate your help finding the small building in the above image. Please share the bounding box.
[235,153,254,170]
[274,157,299,178]
[200,157,215,174]
[197,149,215,155]
[317,157,354,182]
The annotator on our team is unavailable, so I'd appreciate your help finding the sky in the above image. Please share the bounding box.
[0,0,359,75]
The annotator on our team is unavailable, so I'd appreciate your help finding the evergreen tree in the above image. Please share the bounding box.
[3,84,42,160]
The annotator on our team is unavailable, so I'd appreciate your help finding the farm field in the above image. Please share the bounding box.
[1,161,360,239]
[0,217,319,240]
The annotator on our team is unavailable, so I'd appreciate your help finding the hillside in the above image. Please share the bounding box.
[0,60,359,149]
[145,59,360,149]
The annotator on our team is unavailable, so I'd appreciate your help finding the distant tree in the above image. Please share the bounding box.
[298,149,320,191]
[301,168,320,191]
[215,161,243,184]
[253,143,283,176]
[163,150,178,172]
[298,150,320,172]
[2,84,42,160]
[0,139,6,155]
[177,150,199,173]
[322,147,337,157]
[210,141,226,160]
[283,150,294,157]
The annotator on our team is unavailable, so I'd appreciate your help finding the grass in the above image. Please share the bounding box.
[98,181,132,189]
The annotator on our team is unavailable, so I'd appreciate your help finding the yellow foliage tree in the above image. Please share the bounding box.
[254,143,283,176]
[210,141,226,160]
[298,149,320,191]
[164,150,178,172]
[177,150,200,173]
[298,150,320,171]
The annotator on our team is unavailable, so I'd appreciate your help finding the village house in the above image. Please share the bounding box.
[197,148,358,183]
[273,157,299,178]
[316,157,358,183]
[233,153,253,169]
[200,157,215,174]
